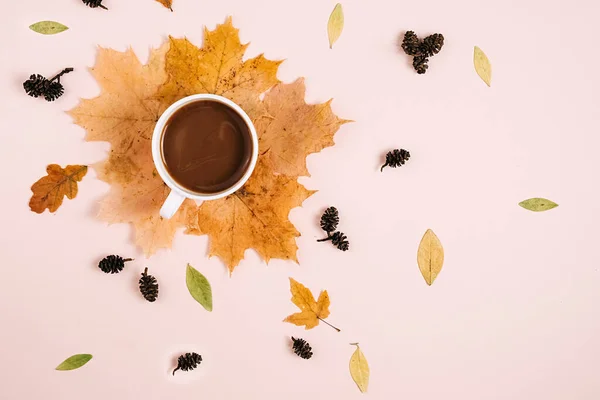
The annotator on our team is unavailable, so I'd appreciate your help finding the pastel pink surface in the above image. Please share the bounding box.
[1,0,599,399]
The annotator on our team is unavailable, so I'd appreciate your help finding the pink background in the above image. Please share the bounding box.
[1,0,600,398]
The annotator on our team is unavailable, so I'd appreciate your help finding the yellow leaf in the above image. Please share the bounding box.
[185,158,314,272]
[349,343,370,393]
[155,0,173,11]
[283,278,340,331]
[29,164,87,213]
[327,3,344,49]
[417,229,444,285]
[473,46,492,87]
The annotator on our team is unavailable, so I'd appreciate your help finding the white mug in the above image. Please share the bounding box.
[152,94,259,219]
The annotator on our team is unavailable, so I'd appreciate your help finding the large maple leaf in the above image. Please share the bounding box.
[68,17,348,272]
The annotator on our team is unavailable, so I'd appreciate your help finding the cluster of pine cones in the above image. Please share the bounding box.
[401,31,445,74]
[318,207,349,251]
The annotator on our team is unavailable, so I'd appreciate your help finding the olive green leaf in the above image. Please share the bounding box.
[29,21,69,35]
[186,264,213,311]
[473,46,491,86]
[327,3,344,49]
[55,354,92,371]
[349,343,370,393]
[518,198,558,212]
[417,229,444,286]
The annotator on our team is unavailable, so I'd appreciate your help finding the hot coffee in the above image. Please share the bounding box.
[161,100,253,194]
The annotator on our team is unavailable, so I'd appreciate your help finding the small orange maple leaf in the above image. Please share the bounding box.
[29,164,88,213]
[283,278,340,331]
[155,0,173,11]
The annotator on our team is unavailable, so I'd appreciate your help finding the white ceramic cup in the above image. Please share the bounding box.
[152,94,259,219]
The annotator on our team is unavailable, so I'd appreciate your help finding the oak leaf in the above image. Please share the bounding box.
[283,278,340,331]
[29,164,88,213]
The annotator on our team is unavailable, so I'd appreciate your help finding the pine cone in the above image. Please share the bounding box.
[43,81,65,102]
[320,206,339,234]
[82,0,108,9]
[98,255,132,274]
[291,337,313,359]
[412,55,429,74]
[139,268,159,302]
[173,352,202,375]
[331,231,349,251]
[23,74,48,98]
[401,31,421,56]
[381,149,411,171]
[420,33,444,57]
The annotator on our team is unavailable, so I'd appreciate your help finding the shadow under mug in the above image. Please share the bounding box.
[151,94,259,219]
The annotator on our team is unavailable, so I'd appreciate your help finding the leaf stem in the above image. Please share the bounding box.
[318,317,341,332]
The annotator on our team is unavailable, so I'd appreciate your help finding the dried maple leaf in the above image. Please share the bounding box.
[155,0,173,11]
[29,164,88,213]
[159,17,282,119]
[255,79,351,177]
[283,278,340,331]
[186,157,314,272]
[67,17,348,268]
[68,44,191,255]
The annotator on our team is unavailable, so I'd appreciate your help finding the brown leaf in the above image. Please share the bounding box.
[159,17,282,119]
[186,158,315,272]
[29,164,88,213]
[68,44,185,254]
[283,278,339,331]
[255,79,350,177]
[68,17,348,268]
[155,0,173,11]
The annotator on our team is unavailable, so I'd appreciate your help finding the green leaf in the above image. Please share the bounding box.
[55,354,92,371]
[518,198,558,212]
[186,264,213,311]
[29,21,69,35]
[327,3,344,49]
[473,46,491,87]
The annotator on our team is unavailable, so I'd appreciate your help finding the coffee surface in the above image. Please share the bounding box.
[162,100,252,194]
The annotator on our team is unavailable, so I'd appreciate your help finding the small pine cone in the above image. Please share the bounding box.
[320,206,339,233]
[139,268,159,302]
[82,0,108,9]
[420,33,444,57]
[43,81,65,102]
[173,352,202,375]
[413,55,429,74]
[401,31,421,56]
[291,337,313,359]
[381,149,411,171]
[98,255,132,274]
[23,74,48,98]
[331,231,349,251]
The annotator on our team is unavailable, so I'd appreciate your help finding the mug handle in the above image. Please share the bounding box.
[160,191,186,219]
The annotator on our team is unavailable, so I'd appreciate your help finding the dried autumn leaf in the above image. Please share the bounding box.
[519,197,558,212]
[155,0,173,11]
[159,17,282,119]
[255,79,350,177]
[417,229,444,285]
[29,164,88,213]
[474,46,492,87]
[69,18,348,269]
[349,343,370,393]
[327,3,344,49]
[283,278,339,331]
[69,44,194,255]
[186,158,314,271]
